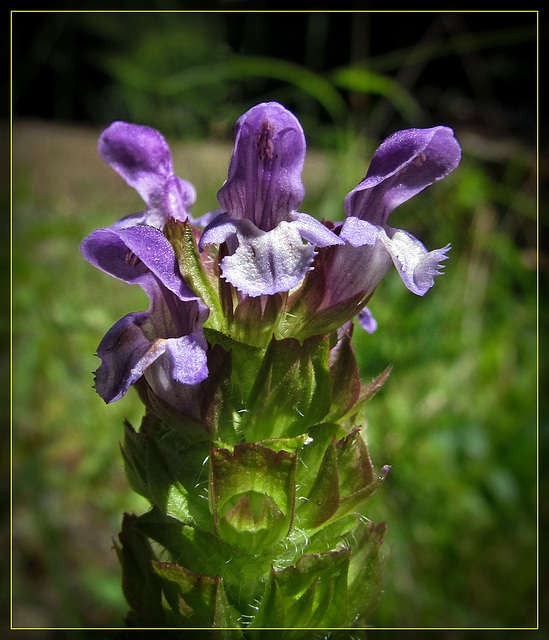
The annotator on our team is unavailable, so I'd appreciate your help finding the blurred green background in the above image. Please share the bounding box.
[10,9,541,632]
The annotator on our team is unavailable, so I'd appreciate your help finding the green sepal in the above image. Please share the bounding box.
[304,513,362,553]
[121,415,214,529]
[296,436,340,529]
[204,327,264,421]
[341,365,393,426]
[114,512,165,627]
[134,378,210,446]
[164,217,226,332]
[231,292,286,347]
[250,549,351,629]
[198,343,234,440]
[209,443,297,553]
[347,521,387,625]
[294,422,348,490]
[119,418,175,510]
[324,324,362,424]
[134,508,273,612]
[243,335,332,440]
[284,272,368,341]
[296,426,383,530]
[120,420,149,501]
[256,434,310,453]
[151,562,242,630]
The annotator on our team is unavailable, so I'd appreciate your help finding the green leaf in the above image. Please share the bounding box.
[330,65,421,122]
[115,512,165,626]
[152,561,219,627]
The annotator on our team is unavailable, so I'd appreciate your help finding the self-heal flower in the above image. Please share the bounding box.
[80,224,209,410]
[199,102,343,297]
[340,126,461,297]
[287,126,461,337]
[99,121,213,229]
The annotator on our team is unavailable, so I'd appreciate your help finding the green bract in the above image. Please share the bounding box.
[117,309,390,629]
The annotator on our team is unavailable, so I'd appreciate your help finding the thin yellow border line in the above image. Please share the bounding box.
[9,8,13,633]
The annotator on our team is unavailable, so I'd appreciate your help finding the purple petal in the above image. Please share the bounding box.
[318,236,393,308]
[94,311,162,403]
[292,212,344,247]
[198,213,241,251]
[357,307,377,333]
[81,224,202,305]
[339,216,381,247]
[380,229,451,296]
[217,102,306,231]
[98,121,195,224]
[219,221,315,297]
[145,330,209,391]
[344,126,461,226]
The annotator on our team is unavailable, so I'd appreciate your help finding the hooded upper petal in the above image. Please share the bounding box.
[343,126,462,227]
[217,102,306,231]
[98,121,196,226]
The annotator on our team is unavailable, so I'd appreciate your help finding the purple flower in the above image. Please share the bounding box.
[199,102,343,297]
[80,224,209,409]
[287,126,461,336]
[310,127,461,331]
[340,126,461,297]
[98,121,214,229]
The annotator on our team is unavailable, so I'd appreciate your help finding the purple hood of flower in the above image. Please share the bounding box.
[199,102,343,297]
[98,121,214,229]
[80,224,209,408]
[343,126,461,227]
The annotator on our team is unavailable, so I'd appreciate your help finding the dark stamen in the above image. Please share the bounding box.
[125,249,142,268]
[256,120,275,160]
